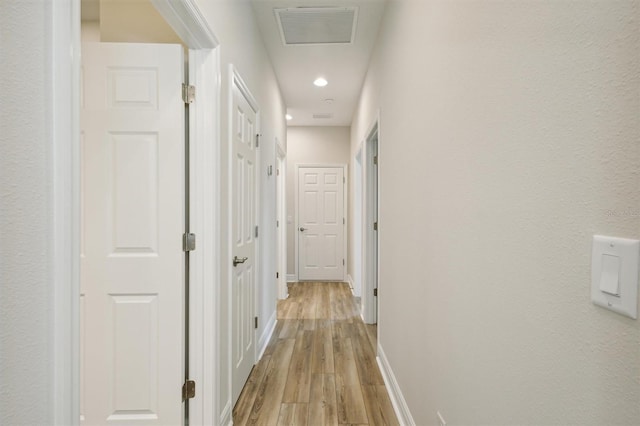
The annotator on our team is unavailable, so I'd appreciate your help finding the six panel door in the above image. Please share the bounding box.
[298,167,345,281]
[81,42,185,425]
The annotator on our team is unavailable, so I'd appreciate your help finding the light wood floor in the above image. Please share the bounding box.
[233,282,399,426]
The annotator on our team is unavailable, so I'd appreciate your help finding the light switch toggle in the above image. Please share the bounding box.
[591,235,639,319]
[600,254,620,296]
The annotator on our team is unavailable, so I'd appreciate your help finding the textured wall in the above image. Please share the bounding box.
[0,1,53,424]
[286,126,351,276]
[192,0,287,419]
[352,0,640,424]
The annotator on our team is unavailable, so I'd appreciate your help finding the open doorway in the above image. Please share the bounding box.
[354,148,364,299]
[78,1,219,424]
[362,120,379,326]
[276,143,288,299]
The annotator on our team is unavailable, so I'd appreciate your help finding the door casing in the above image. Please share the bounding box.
[276,143,288,299]
[362,114,380,326]
[52,1,221,424]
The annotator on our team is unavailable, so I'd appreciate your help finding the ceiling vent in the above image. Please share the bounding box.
[312,113,333,119]
[274,7,358,46]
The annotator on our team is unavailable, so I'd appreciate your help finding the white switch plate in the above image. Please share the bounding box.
[591,235,639,319]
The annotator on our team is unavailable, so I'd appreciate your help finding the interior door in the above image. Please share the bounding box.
[231,82,258,403]
[298,167,345,281]
[81,42,185,425]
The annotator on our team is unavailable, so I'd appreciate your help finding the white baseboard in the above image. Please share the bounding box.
[286,274,297,283]
[377,343,415,426]
[219,400,232,426]
[347,274,354,291]
[257,310,277,360]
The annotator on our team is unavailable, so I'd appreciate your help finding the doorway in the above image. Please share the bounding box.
[276,144,288,299]
[362,121,379,325]
[296,165,347,282]
[353,149,363,298]
[77,1,220,424]
[230,67,261,404]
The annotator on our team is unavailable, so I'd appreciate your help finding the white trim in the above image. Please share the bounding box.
[377,344,415,426]
[352,147,363,299]
[219,401,232,426]
[362,113,380,325]
[257,312,277,360]
[287,274,297,283]
[347,274,354,291]
[294,163,348,282]
[151,0,219,48]
[52,0,80,424]
[276,144,288,300]
[228,64,261,405]
[187,47,221,426]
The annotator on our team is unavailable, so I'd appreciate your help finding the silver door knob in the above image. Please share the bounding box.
[299,227,307,232]
[233,256,248,267]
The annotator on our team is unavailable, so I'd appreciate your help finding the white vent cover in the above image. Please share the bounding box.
[312,113,333,119]
[274,7,358,45]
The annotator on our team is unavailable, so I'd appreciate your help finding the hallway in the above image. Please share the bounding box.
[233,282,398,425]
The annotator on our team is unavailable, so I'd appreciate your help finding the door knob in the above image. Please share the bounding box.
[233,256,248,267]
[299,227,307,232]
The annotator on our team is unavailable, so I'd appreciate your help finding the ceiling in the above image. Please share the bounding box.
[251,0,386,127]
[82,0,386,127]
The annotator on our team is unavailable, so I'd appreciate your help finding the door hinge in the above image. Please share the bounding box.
[374,155,378,165]
[276,272,279,279]
[373,222,378,231]
[343,177,346,184]
[343,259,345,266]
[254,316,259,329]
[255,226,259,238]
[374,288,378,297]
[256,134,260,148]
[343,218,345,225]
[182,84,195,104]
[183,233,196,251]
[182,380,196,402]
[277,220,279,228]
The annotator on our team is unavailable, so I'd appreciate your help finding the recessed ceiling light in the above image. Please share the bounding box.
[314,77,328,87]
[285,114,293,121]
[324,98,334,104]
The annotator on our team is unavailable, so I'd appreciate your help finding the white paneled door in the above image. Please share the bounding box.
[231,81,258,404]
[81,43,184,425]
[298,167,346,281]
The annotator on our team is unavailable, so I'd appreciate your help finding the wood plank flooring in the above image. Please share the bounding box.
[233,282,398,426]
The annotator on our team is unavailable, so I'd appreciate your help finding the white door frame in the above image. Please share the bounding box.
[52,1,221,424]
[276,143,288,299]
[353,147,364,298]
[294,163,348,283]
[362,115,380,325]
[227,64,261,404]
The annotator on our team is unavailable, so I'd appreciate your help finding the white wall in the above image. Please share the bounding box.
[352,1,640,424]
[100,0,181,43]
[0,1,55,423]
[190,0,286,421]
[286,126,351,277]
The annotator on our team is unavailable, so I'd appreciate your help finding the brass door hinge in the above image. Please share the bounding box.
[182,380,195,402]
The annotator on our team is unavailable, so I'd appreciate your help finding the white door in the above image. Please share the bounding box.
[298,167,345,281]
[81,42,185,425]
[231,81,258,403]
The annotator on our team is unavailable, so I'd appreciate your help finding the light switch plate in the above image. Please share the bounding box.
[591,235,639,319]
